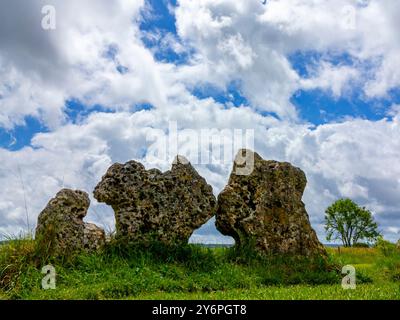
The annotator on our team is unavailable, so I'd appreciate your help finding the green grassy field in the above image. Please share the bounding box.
[0,239,399,300]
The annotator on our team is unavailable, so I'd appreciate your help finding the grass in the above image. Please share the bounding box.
[132,284,400,300]
[0,238,399,300]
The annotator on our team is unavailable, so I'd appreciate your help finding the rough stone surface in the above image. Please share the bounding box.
[216,149,326,257]
[35,189,106,255]
[94,156,217,244]
[83,223,106,251]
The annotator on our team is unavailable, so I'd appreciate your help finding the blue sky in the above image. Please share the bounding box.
[0,0,399,243]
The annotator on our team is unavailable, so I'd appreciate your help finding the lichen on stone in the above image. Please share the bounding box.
[216,149,326,257]
[94,156,217,244]
[35,189,106,256]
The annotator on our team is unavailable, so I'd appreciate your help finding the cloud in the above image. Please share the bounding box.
[175,0,400,115]
[1,106,399,242]
[2,0,400,127]
[0,0,177,128]
[300,62,360,97]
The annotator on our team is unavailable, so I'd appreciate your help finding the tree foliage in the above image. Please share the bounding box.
[325,199,380,247]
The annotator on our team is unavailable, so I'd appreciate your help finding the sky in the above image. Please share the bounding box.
[0,0,400,244]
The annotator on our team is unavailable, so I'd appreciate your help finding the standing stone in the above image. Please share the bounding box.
[93,156,217,244]
[35,189,106,256]
[216,149,326,257]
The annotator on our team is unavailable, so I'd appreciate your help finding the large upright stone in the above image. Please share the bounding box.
[216,149,326,257]
[35,189,106,255]
[93,156,217,244]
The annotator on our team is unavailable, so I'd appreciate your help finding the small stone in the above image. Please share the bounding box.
[35,189,105,256]
[83,223,106,251]
[216,149,326,257]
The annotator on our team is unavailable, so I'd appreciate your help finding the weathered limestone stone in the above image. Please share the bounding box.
[216,149,326,257]
[35,189,105,255]
[94,156,217,244]
[83,223,106,251]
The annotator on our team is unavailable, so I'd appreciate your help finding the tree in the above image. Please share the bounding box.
[324,199,380,247]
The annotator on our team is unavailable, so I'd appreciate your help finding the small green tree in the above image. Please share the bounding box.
[325,198,380,247]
